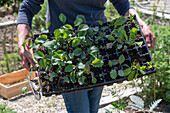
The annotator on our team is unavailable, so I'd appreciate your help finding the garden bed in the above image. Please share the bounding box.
[29,15,156,96]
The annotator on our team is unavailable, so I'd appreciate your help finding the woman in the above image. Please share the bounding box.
[17,0,155,113]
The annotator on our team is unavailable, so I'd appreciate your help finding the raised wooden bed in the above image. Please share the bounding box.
[0,69,37,99]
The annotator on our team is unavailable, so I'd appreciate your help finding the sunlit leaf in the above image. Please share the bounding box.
[72,38,80,47]
[92,59,104,67]
[110,69,117,79]
[22,83,29,94]
[34,51,45,59]
[78,24,89,31]
[78,63,85,69]
[59,13,66,24]
[128,71,136,81]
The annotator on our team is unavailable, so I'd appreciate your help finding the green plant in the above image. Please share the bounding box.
[104,0,119,21]
[32,0,47,32]
[129,95,162,113]
[0,104,16,113]
[105,85,128,113]
[27,14,155,94]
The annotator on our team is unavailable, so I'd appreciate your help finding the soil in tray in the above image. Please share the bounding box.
[138,46,148,54]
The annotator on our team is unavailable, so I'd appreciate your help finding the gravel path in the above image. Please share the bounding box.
[0,81,134,113]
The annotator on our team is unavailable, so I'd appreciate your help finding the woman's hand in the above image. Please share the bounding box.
[17,24,36,71]
[124,9,156,50]
[138,19,156,50]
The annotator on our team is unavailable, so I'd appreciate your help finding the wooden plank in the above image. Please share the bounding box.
[0,69,35,85]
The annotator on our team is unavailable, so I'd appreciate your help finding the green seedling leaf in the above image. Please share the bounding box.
[114,16,127,25]
[118,69,124,77]
[22,39,29,48]
[64,24,73,30]
[59,13,66,24]
[36,35,47,43]
[74,18,83,26]
[34,51,45,59]
[135,70,138,78]
[78,63,85,69]
[84,63,90,74]
[110,69,117,79]
[43,40,55,49]
[73,48,82,56]
[42,82,45,86]
[39,59,47,69]
[56,50,65,54]
[77,15,86,23]
[68,53,74,59]
[96,21,103,26]
[72,38,80,47]
[131,27,137,34]
[92,59,104,67]
[87,46,99,54]
[74,15,86,26]
[108,60,113,67]
[118,55,125,64]
[139,70,146,75]
[124,68,132,76]
[81,52,86,59]
[46,21,51,29]
[78,70,84,77]
[53,53,62,60]
[106,35,115,40]
[64,77,70,83]
[54,29,61,40]
[70,71,76,83]
[78,24,89,31]
[91,74,97,84]
[64,64,74,72]
[117,44,122,50]
[112,60,119,66]
[128,70,136,81]
[78,76,86,85]
[135,41,143,47]
[92,26,99,32]
[22,83,29,94]
[30,43,40,49]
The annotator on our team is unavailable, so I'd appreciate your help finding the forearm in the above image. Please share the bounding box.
[17,24,31,50]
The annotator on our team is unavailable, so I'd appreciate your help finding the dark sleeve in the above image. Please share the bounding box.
[17,0,44,27]
[109,0,134,16]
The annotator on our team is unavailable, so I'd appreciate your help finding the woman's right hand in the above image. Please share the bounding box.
[17,24,36,71]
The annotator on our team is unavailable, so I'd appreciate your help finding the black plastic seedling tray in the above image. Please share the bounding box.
[32,16,156,96]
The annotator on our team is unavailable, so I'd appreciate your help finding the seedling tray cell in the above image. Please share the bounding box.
[32,16,156,96]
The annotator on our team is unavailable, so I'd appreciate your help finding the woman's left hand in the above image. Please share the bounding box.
[138,20,156,50]
[124,9,156,50]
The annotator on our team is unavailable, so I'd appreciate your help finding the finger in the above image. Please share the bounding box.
[22,56,31,71]
[151,34,156,49]
[25,51,36,67]
[145,36,152,48]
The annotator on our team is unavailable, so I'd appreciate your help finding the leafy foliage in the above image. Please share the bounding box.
[129,95,162,113]
[0,104,16,113]
[29,14,155,93]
